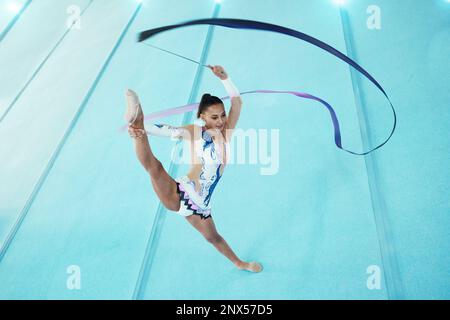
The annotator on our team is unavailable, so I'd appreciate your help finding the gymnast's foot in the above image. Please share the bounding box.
[125,89,146,139]
[235,261,263,273]
[125,89,145,129]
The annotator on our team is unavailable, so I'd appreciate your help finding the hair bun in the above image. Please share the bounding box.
[201,93,212,101]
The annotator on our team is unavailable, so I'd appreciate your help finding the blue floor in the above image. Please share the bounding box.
[0,0,448,299]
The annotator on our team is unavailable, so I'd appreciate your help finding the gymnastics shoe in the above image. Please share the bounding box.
[124,89,143,126]
[238,261,263,273]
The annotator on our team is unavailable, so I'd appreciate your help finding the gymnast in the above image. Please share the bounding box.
[124,65,263,273]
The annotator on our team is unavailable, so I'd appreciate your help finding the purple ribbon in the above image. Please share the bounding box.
[121,90,344,149]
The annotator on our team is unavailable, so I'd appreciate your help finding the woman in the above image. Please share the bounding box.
[125,65,262,273]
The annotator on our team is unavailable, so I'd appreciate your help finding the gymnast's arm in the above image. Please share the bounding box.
[145,123,202,141]
[144,123,189,141]
[226,95,243,131]
[208,65,242,131]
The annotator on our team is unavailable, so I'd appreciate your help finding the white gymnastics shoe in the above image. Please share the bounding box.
[247,262,263,273]
[237,261,263,273]
[124,89,143,126]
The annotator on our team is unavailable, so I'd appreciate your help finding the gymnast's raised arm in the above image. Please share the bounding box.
[208,65,242,131]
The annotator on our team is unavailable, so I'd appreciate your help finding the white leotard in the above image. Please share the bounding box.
[176,126,228,212]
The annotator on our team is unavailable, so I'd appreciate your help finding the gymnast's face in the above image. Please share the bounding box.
[201,104,227,131]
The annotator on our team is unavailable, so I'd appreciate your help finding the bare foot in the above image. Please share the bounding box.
[235,261,263,273]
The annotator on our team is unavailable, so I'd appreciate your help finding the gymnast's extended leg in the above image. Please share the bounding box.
[186,215,263,273]
[125,90,180,212]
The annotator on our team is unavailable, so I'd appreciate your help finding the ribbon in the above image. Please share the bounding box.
[136,18,397,156]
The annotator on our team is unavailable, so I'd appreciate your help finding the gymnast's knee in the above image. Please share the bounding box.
[205,234,223,245]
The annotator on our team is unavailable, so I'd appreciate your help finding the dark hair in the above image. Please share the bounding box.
[197,94,224,118]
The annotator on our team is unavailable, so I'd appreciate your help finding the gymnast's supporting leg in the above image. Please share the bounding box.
[186,215,263,273]
[126,90,180,212]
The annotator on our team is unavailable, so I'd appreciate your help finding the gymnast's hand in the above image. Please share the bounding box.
[128,126,146,139]
[208,65,228,80]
